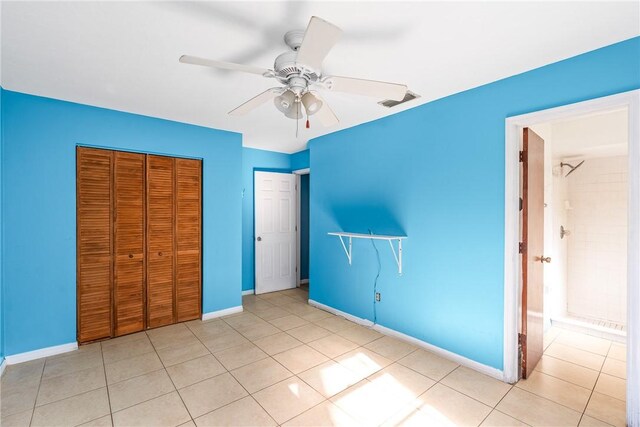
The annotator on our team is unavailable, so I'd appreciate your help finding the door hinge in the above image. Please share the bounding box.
[519,242,525,253]
[518,333,525,345]
[519,197,523,212]
[519,150,527,162]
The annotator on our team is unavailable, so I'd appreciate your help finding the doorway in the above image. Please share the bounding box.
[504,90,640,425]
[294,168,310,292]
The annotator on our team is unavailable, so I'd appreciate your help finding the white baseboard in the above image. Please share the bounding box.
[242,290,255,296]
[202,305,243,321]
[5,342,78,365]
[300,279,309,285]
[308,299,374,327]
[308,299,504,382]
[0,358,6,377]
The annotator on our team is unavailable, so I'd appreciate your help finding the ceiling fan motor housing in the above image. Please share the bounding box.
[274,50,320,86]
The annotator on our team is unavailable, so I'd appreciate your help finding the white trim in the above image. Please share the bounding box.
[202,305,243,321]
[5,342,78,365]
[296,173,301,287]
[309,299,502,380]
[0,358,6,377]
[292,168,310,175]
[308,299,374,327]
[504,90,640,425]
[372,324,504,381]
[300,279,309,285]
[242,290,255,296]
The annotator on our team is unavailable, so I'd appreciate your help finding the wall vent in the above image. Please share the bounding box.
[378,91,420,108]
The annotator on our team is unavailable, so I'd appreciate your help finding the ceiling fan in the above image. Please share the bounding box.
[179,16,408,129]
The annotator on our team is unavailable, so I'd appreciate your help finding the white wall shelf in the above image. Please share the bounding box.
[328,232,407,274]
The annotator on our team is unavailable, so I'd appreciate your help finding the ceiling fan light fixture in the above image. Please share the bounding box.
[301,92,323,116]
[284,102,302,119]
[274,90,295,114]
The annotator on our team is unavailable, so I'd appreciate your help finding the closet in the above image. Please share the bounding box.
[77,147,202,343]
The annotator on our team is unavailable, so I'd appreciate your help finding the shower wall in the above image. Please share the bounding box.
[566,156,627,325]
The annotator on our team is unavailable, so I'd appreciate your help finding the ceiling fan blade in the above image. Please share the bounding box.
[296,16,343,70]
[229,88,284,116]
[313,95,339,127]
[323,76,407,101]
[179,55,272,77]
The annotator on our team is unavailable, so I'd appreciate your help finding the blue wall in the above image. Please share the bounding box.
[290,149,310,171]
[2,91,243,356]
[300,173,310,281]
[308,37,640,370]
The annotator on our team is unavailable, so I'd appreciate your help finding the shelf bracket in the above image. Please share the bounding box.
[328,232,406,275]
[388,238,403,275]
[336,234,353,265]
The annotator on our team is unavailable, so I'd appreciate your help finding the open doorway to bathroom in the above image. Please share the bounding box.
[531,108,628,342]
[294,169,310,292]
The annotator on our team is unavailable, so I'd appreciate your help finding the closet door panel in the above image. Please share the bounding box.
[175,158,202,322]
[77,147,113,343]
[114,152,146,336]
[147,155,175,328]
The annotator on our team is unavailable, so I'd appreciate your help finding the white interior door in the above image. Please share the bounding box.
[255,171,297,294]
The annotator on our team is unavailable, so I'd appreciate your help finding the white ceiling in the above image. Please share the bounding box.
[1,1,638,153]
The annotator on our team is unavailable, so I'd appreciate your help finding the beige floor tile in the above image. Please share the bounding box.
[441,366,511,407]
[308,334,359,358]
[101,332,147,348]
[194,396,277,427]
[496,387,582,426]
[585,392,626,427]
[112,391,191,427]
[607,344,626,362]
[201,330,250,353]
[104,351,163,384]
[555,330,612,356]
[186,320,233,339]
[299,309,335,323]
[165,354,226,389]
[253,332,303,355]
[36,365,106,406]
[516,370,591,412]
[368,363,436,403]
[0,378,40,417]
[235,322,282,341]
[335,347,393,380]
[147,325,200,350]
[535,355,599,389]
[43,350,103,379]
[336,325,383,346]
[230,357,293,393]
[78,415,113,426]
[314,316,354,333]
[31,388,111,427]
[287,324,333,343]
[397,349,459,381]
[253,377,326,424]
[102,335,154,364]
[178,421,196,427]
[269,314,310,331]
[480,410,529,426]
[156,341,209,367]
[283,400,359,427]
[594,373,626,401]
[579,414,615,426]
[265,295,298,307]
[364,336,417,361]
[253,306,290,321]
[545,342,605,371]
[1,359,44,386]
[330,379,410,426]
[381,404,445,427]
[543,327,562,351]
[213,342,268,370]
[223,312,263,329]
[285,302,321,317]
[601,358,626,379]
[0,409,33,427]
[178,372,248,418]
[108,369,175,412]
[273,344,330,374]
[414,383,491,426]
[298,360,361,398]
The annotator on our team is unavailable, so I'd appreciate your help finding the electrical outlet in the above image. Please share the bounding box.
[375,292,381,302]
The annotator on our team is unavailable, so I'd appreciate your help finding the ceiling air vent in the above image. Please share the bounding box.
[378,91,420,108]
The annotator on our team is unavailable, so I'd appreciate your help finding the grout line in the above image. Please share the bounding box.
[27,355,47,427]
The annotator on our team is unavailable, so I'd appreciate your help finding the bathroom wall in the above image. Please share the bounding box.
[566,156,627,324]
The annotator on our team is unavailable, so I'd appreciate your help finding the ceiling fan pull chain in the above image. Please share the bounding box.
[306,117,310,129]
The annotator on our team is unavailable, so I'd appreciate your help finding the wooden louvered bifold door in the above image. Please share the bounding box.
[175,159,202,322]
[113,152,146,336]
[77,147,113,342]
[146,155,176,328]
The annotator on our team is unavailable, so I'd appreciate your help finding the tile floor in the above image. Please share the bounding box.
[0,288,627,426]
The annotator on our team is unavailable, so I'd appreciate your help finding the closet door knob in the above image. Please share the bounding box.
[257,237,262,242]
[129,254,133,259]
[158,251,163,256]
[536,256,551,263]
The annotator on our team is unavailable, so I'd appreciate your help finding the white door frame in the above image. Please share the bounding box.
[293,168,310,287]
[504,90,640,425]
